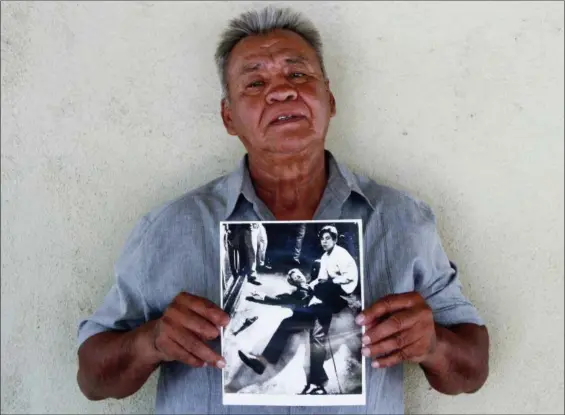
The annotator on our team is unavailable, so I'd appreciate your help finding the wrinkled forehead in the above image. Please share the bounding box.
[226,29,322,78]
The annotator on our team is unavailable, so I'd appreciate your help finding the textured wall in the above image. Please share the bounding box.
[1,1,563,414]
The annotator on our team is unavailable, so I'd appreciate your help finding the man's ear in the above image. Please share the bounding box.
[221,98,238,136]
[325,80,337,117]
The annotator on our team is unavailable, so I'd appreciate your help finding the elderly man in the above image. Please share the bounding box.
[76,6,489,414]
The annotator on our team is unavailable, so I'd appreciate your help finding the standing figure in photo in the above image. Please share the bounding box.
[291,223,307,266]
[226,224,243,280]
[220,224,232,291]
[242,223,268,285]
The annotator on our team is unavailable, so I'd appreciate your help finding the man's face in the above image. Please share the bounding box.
[320,233,336,251]
[221,29,336,155]
[287,269,306,287]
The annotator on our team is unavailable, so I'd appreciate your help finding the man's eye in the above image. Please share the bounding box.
[290,72,306,79]
[247,80,264,88]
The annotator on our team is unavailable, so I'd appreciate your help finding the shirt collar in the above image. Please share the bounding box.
[325,150,376,211]
[223,156,248,220]
[223,150,375,219]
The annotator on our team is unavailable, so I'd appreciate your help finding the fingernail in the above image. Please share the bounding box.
[355,314,365,325]
[362,335,370,345]
[362,347,370,357]
[202,362,208,367]
[372,360,380,368]
[216,360,226,369]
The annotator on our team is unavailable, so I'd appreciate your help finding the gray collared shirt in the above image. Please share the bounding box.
[77,151,483,414]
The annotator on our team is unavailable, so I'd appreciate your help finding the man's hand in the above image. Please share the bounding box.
[152,292,230,369]
[247,291,265,301]
[356,292,436,368]
[76,292,230,401]
[309,278,321,289]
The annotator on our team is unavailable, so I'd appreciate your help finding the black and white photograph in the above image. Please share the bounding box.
[220,220,365,406]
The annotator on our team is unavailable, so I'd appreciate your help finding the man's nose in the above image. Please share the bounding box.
[265,83,297,104]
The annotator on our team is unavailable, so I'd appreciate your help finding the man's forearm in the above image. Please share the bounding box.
[77,320,162,400]
[420,323,489,395]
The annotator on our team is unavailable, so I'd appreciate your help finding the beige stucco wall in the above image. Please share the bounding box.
[1,1,563,413]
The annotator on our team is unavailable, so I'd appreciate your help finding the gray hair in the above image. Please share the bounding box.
[214,6,326,99]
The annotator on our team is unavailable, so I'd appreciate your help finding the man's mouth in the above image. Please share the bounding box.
[269,114,306,126]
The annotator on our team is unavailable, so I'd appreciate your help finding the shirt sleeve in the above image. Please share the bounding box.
[411,201,484,327]
[318,254,329,281]
[334,248,359,286]
[76,216,154,348]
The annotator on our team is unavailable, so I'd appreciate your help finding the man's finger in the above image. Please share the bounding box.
[168,305,220,341]
[371,350,404,369]
[371,341,421,368]
[362,309,420,344]
[362,322,426,358]
[171,326,226,367]
[178,292,230,327]
[160,336,207,367]
[356,293,420,325]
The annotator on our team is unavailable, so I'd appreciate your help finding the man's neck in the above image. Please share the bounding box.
[247,146,327,221]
